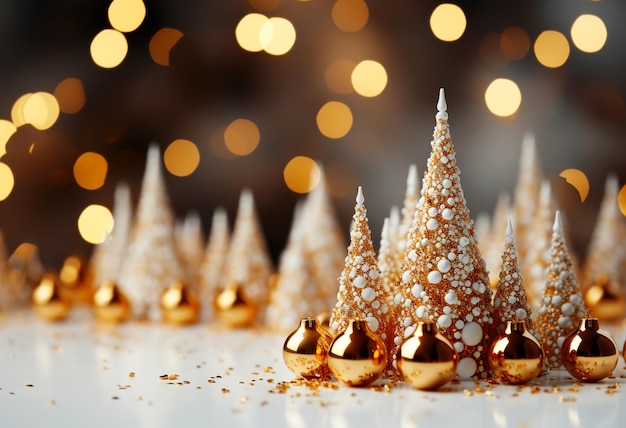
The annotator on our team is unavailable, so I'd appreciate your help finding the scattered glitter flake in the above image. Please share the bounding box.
[606,383,620,395]
[240,396,249,403]
[137,396,143,401]
[50,400,56,406]
[208,379,216,384]
[221,388,230,394]
[51,345,64,353]
[102,366,109,371]
[25,384,34,388]
[551,386,562,394]
[159,374,169,380]
[568,386,579,393]
[196,386,202,390]
[463,389,473,397]
[263,366,273,373]
[267,379,275,384]
[168,374,179,380]
[129,372,136,378]
[558,396,576,403]
[112,396,119,400]
[260,401,269,407]
[475,386,484,394]
[484,390,496,398]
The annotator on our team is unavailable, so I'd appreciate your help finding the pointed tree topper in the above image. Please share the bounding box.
[392,88,494,380]
[493,219,538,339]
[536,211,587,369]
[330,186,395,376]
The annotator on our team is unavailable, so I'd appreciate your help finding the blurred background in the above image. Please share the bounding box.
[0,0,624,269]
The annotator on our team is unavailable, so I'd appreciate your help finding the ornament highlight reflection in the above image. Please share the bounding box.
[214,283,258,328]
[160,280,200,325]
[31,273,71,321]
[92,280,131,323]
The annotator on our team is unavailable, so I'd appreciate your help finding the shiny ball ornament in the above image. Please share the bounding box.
[92,280,131,323]
[214,283,258,328]
[59,255,92,304]
[283,317,333,379]
[488,320,544,385]
[160,280,200,325]
[561,317,619,382]
[31,273,71,321]
[327,319,387,387]
[397,321,458,390]
[583,274,626,322]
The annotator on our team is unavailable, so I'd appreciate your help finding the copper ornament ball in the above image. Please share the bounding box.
[583,274,626,322]
[92,280,131,323]
[31,273,71,321]
[160,280,200,325]
[283,317,332,380]
[561,317,619,382]
[488,320,544,385]
[214,283,258,328]
[327,319,387,387]
[397,320,458,390]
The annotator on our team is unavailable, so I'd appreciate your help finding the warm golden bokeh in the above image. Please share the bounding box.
[351,60,388,97]
[534,30,570,68]
[260,17,297,55]
[90,29,129,69]
[77,204,114,245]
[0,120,17,158]
[484,78,522,117]
[316,101,353,139]
[164,139,201,177]
[501,27,530,61]
[54,77,86,114]
[236,13,268,53]
[23,92,60,130]
[332,0,369,33]
[73,152,108,190]
[571,14,607,53]
[149,28,184,66]
[430,3,467,42]
[108,0,146,33]
[0,162,14,201]
[559,169,590,203]
[11,93,32,127]
[224,119,261,156]
[325,59,356,94]
[618,185,626,216]
[283,156,320,193]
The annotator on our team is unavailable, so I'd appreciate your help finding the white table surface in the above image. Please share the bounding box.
[1,308,625,428]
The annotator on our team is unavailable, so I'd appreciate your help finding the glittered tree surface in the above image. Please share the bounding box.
[330,186,395,376]
[392,89,493,380]
[118,145,183,321]
[377,217,399,309]
[397,164,420,258]
[266,202,324,332]
[174,211,204,286]
[222,189,273,324]
[536,211,587,369]
[493,219,537,339]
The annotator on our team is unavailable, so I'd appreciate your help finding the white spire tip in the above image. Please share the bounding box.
[436,88,448,120]
[553,210,563,233]
[356,186,364,205]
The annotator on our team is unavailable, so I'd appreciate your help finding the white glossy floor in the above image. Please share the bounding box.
[1,308,625,428]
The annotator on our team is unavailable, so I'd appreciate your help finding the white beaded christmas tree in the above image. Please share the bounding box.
[174,211,205,286]
[536,210,587,369]
[118,145,183,321]
[329,186,395,376]
[391,88,494,380]
[397,164,420,258]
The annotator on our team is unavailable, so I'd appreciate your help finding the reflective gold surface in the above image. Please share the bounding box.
[59,255,93,304]
[327,319,387,387]
[397,321,458,390]
[92,280,131,323]
[488,320,544,385]
[316,312,331,332]
[584,274,626,322]
[31,273,71,321]
[160,280,200,325]
[283,318,332,379]
[561,317,619,382]
[214,283,258,328]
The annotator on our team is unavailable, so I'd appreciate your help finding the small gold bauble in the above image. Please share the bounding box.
[214,283,258,328]
[92,280,131,323]
[583,274,626,322]
[59,255,93,304]
[561,317,619,382]
[397,321,458,390]
[283,317,333,380]
[327,319,387,387]
[31,273,71,321]
[488,320,544,385]
[160,280,200,325]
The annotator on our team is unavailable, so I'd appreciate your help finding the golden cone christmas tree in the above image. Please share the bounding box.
[492,219,537,339]
[174,211,205,287]
[536,210,587,369]
[222,189,273,324]
[89,182,133,288]
[197,207,230,319]
[392,88,494,380]
[118,145,183,321]
[266,201,325,332]
[301,167,346,310]
[329,186,395,376]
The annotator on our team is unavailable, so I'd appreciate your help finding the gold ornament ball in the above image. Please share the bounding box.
[59,255,93,304]
[283,317,333,380]
[561,317,619,382]
[160,280,201,325]
[397,320,458,390]
[488,320,544,385]
[92,280,131,323]
[583,274,626,322]
[327,319,387,387]
[32,273,71,321]
[214,283,258,328]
